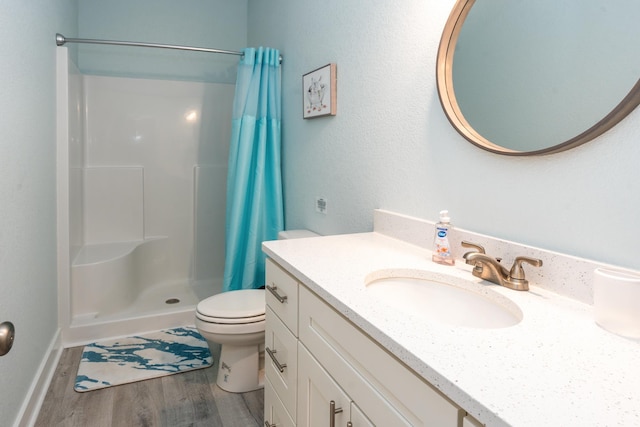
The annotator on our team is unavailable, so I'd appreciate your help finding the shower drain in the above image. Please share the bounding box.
[165,298,180,304]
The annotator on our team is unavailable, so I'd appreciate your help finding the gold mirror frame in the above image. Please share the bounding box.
[436,0,640,156]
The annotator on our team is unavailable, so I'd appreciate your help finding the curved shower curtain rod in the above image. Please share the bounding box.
[55,33,283,63]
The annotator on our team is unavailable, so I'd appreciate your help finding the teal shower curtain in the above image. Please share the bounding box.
[222,47,284,292]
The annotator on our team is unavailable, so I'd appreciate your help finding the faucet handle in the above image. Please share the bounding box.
[509,256,543,281]
[461,241,485,256]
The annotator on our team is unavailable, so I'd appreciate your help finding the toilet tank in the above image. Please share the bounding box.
[277,229,320,240]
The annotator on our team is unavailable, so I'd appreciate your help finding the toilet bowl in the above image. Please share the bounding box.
[195,289,266,393]
[195,229,320,393]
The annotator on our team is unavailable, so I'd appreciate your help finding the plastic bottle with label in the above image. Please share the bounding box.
[432,210,454,266]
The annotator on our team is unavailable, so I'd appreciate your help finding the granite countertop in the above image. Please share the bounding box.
[262,232,640,427]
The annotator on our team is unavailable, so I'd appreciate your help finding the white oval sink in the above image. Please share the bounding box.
[365,269,522,329]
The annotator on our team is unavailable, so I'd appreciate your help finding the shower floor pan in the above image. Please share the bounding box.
[66,237,216,346]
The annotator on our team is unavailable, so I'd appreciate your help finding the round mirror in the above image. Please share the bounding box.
[437,0,640,155]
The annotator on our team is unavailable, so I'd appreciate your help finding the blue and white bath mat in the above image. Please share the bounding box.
[74,327,212,392]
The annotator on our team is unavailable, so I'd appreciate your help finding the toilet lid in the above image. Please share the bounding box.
[196,288,265,319]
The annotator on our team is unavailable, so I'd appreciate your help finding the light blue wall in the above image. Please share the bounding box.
[248,0,640,271]
[0,1,77,424]
[77,0,248,83]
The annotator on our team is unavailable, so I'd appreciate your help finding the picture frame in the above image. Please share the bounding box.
[302,63,337,119]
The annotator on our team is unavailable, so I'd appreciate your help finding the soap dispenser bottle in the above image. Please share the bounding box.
[432,210,454,266]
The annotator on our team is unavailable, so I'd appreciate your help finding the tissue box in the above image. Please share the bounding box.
[593,268,640,338]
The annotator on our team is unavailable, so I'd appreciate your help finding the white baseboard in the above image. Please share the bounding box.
[14,329,63,427]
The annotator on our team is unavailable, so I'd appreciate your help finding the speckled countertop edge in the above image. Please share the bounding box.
[262,232,640,427]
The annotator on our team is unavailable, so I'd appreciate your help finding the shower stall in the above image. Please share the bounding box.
[56,41,236,345]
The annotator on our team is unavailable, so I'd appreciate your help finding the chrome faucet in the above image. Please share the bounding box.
[461,241,542,291]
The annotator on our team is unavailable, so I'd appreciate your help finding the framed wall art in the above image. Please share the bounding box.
[303,63,337,119]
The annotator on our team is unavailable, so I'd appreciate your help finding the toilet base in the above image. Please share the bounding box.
[216,343,265,393]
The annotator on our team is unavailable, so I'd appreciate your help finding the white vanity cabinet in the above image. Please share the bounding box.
[265,258,465,427]
[265,259,300,425]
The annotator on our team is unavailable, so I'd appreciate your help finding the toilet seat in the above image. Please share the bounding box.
[195,288,265,333]
[196,312,265,324]
[195,316,265,335]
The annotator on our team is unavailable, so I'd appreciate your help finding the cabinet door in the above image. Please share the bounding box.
[265,376,295,427]
[350,402,374,427]
[297,344,350,427]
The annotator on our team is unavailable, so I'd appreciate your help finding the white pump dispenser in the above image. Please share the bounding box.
[432,210,454,266]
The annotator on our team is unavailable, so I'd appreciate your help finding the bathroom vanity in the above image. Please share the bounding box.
[261,212,640,426]
[264,258,476,426]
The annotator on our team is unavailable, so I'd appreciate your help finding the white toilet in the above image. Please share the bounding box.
[195,229,319,393]
[195,288,266,392]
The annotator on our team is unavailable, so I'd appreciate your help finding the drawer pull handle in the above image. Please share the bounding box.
[266,284,288,303]
[264,421,276,427]
[266,347,287,372]
[347,423,353,427]
[329,400,343,427]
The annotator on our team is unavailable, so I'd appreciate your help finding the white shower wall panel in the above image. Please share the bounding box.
[68,56,84,261]
[194,165,227,286]
[83,76,234,283]
[83,167,144,244]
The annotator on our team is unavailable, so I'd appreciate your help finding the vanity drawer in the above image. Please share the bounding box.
[265,258,299,335]
[264,376,295,427]
[265,306,298,420]
[299,286,462,427]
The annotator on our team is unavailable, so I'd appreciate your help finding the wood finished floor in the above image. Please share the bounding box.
[35,343,264,427]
